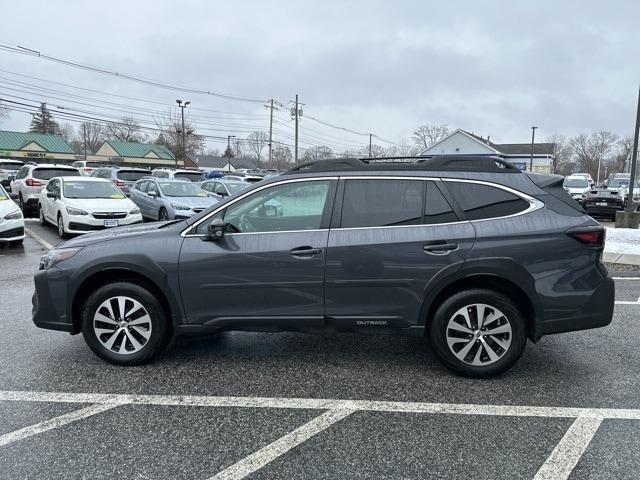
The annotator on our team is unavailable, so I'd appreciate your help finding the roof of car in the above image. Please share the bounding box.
[57,176,111,182]
[28,163,79,169]
[282,156,522,175]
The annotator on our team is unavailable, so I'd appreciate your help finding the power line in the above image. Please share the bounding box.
[0,43,268,103]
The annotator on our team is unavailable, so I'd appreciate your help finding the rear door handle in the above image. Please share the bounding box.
[423,243,458,255]
[290,246,323,257]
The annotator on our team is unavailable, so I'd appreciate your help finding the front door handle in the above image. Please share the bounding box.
[290,246,323,257]
[423,243,458,255]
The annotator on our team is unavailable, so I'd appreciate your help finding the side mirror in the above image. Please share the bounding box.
[205,218,227,241]
[148,190,158,198]
[46,191,57,199]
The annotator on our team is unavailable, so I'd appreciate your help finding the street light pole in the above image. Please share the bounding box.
[369,133,373,158]
[529,126,538,172]
[176,99,190,168]
[626,85,640,212]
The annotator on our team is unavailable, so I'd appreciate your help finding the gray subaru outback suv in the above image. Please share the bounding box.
[32,156,614,377]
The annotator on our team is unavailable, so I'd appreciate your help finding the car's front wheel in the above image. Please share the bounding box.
[39,205,47,226]
[57,214,68,239]
[158,207,169,221]
[81,282,169,365]
[429,288,526,378]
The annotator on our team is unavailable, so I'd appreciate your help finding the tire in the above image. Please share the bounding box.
[429,288,526,378]
[57,214,68,239]
[158,207,169,221]
[39,205,47,226]
[18,194,26,214]
[81,282,169,365]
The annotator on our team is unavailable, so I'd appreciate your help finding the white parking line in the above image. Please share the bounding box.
[0,403,120,447]
[210,409,354,480]
[24,228,53,250]
[615,301,640,305]
[533,415,603,480]
[1,390,640,420]
[612,277,640,280]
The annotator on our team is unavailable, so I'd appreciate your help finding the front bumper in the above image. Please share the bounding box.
[66,214,143,234]
[0,218,25,241]
[535,276,615,337]
[32,266,73,332]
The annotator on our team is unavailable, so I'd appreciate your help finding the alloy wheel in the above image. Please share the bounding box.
[93,296,152,355]
[57,217,64,237]
[445,303,512,366]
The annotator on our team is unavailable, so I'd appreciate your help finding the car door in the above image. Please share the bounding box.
[40,179,56,221]
[178,178,337,328]
[324,177,475,331]
[131,180,150,218]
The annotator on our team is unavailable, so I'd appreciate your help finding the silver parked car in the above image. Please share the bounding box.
[129,177,219,221]
[199,179,249,199]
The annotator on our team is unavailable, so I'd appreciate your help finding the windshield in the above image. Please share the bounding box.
[175,172,205,182]
[63,181,126,199]
[159,181,208,197]
[117,170,148,182]
[564,178,589,188]
[33,168,81,180]
[0,185,8,200]
[608,178,639,188]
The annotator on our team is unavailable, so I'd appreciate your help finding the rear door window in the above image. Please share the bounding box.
[425,182,458,224]
[444,181,530,220]
[32,168,81,180]
[340,179,424,228]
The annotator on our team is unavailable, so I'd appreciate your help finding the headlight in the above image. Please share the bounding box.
[40,247,83,270]
[66,207,88,216]
[129,207,141,214]
[170,203,190,210]
[3,209,22,220]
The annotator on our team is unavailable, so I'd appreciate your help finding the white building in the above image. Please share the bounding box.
[420,129,555,173]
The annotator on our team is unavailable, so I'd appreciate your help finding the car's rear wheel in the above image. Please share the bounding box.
[81,282,169,365]
[429,288,526,378]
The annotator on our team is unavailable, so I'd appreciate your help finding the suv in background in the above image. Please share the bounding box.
[152,168,205,182]
[0,159,25,191]
[92,166,150,196]
[32,156,614,377]
[563,175,591,204]
[11,163,81,214]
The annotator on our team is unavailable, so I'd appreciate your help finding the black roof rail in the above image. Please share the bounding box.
[283,155,521,175]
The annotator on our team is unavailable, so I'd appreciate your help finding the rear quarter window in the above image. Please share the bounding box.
[444,182,530,220]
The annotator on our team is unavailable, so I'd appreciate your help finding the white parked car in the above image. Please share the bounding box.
[563,175,591,203]
[10,163,81,214]
[151,168,205,182]
[0,184,24,247]
[0,159,25,191]
[38,176,143,238]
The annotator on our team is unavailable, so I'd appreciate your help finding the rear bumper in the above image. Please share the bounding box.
[535,276,614,338]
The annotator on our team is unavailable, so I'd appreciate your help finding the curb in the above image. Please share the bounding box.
[603,251,640,266]
[24,228,54,250]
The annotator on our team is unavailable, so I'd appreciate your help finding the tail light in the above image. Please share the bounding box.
[83,167,92,173]
[26,178,42,187]
[567,227,605,250]
[114,179,125,187]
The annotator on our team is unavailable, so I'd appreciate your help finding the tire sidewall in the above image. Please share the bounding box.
[81,282,168,365]
[429,289,526,378]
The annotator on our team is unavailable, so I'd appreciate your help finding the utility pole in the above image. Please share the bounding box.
[226,135,236,172]
[626,85,640,212]
[265,99,279,168]
[294,94,299,164]
[529,126,538,172]
[176,99,190,168]
[369,133,373,158]
[82,123,87,161]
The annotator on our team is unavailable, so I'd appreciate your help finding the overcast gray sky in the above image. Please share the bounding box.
[0,0,638,152]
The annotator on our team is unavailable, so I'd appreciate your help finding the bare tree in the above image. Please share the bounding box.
[106,117,144,142]
[78,122,106,154]
[614,135,634,172]
[301,145,334,162]
[205,147,222,157]
[233,139,247,159]
[271,144,293,168]
[412,124,450,151]
[546,134,574,175]
[0,99,9,124]
[246,131,269,166]
[385,139,419,157]
[154,112,205,159]
[569,131,619,183]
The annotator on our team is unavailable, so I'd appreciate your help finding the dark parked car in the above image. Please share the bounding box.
[91,167,150,196]
[33,156,614,377]
[583,185,626,220]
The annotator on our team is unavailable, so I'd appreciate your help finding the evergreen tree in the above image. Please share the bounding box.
[29,103,59,134]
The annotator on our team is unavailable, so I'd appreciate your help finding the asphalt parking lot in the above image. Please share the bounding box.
[0,222,639,480]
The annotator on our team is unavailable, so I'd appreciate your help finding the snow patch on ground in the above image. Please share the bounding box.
[605,227,640,254]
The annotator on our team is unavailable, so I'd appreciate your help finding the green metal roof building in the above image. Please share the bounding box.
[94,140,179,167]
[0,130,77,162]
